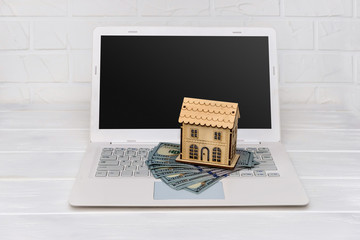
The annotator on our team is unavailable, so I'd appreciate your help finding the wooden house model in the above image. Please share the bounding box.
[175,97,240,169]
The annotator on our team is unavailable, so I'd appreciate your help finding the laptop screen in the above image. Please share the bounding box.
[99,35,271,129]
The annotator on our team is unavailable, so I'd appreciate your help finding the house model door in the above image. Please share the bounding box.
[201,147,209,161]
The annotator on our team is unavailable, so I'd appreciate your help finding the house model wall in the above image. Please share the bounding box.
[176,97,240,169]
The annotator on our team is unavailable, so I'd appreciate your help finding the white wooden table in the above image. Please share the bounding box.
[1,104,360,240]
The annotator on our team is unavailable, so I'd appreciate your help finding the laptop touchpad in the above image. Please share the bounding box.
[153,181,225,200]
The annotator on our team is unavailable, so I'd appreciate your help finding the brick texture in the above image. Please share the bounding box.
[0,0,67,16]
[214,0,280,16]
[284,0,352,17]
[141,0,210,16]
[0,0,358,107]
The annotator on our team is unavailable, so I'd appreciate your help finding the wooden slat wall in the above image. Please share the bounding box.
[0,106,359,239]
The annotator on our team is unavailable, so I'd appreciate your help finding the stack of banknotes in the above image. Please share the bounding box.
[146,142,258,194]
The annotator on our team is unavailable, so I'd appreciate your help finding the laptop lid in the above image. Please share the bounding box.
[90,27,280,143]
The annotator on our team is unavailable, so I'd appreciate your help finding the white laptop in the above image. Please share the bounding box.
[69,26,309,207]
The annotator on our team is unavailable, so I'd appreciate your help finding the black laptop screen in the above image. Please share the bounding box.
[99,35,271,129]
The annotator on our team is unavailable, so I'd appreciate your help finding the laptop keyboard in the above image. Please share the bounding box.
[232,148,279,177]
[95,147,279,178]
[96,148,151,177]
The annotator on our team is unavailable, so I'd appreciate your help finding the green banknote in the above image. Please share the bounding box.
[147,142,258,194]
[148,142,180,159]
[185,176,225,194]
[152,168,200,179]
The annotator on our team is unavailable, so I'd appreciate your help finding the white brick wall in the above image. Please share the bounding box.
[34,22,67,50]
[280,54,353,83]
[0,0,359,109]
[284,0,353,17]
[214,0,280,16]
[141,0,210,16]
[0,54,68,82]
[71,0,136,16]
[0,0,67,16]
[0,22,29,50]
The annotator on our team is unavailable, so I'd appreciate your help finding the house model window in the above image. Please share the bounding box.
[189,144,199,159]
[212,147,221,162]
[214,132,221,140]
[176,97,241,169]
[191,129,198,138]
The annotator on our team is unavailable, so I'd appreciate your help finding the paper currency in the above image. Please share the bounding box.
[146,142,258,194]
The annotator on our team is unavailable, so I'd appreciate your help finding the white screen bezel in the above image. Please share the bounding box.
[90,27,280,143]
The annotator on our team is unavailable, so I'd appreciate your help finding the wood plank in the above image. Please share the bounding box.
[0,152,83,178]
[0,213,359,240]
[0,111,89,129]
[0,103,89,112]
[281,111,360,130]
[1,128,359,152]
[0,130,88,152]
[1,152,358,179]
[289,152,360,178]
[280,104,352,111]
[0,179,359,214]
[282,129,360,151]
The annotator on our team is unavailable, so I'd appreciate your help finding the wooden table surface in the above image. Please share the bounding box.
[1,104,360,240]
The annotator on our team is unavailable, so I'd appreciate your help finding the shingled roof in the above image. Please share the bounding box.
[178,97,240,129]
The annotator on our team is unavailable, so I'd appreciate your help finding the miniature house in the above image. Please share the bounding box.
[175,97,240,169]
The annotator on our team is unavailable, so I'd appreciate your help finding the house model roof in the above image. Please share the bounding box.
[178,97,240,129]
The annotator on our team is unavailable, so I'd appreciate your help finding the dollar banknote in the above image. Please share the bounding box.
[146,142,258,194]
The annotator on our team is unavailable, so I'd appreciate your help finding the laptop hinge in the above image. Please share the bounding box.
[110,140,137,144]
[238,140,261,145]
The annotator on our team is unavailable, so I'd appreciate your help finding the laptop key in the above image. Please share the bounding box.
[95,171,107,177]
[118,156,129,161]
[130,156,141,161]
[121,170,133,177]
[115,148,126,151]
[131,160,142,166]
[139,148,150,151]
[261,153,272,158]
[246,148,257,152]
[241,172,253,177]
[126,150,137,156]
[138,151,148,157]
[114,150,124,156]
[254,165,277,171]
[257,147,269,153]
[138,165,149,171]
[134,170,149,177]
[100,156,117,161]
[120,160,131,166]
[259,160,273,164]
[99,160,119,166]
[108,170,120,177]
[103,148,113,151]
[125,165,137,171]
[101,151,112,157]
[268,172,280,177]
[97,166,123,171]
[254,170,266,177]
[230,172,240,177]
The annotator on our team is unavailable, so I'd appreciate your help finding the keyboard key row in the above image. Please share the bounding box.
[97,164,149,171]
[230,171,280,177]
[101,155,146,161]
[96,170,150,177]
[237,147,270,153]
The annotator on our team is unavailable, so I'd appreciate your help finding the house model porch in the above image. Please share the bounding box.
[175,97,240,169]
